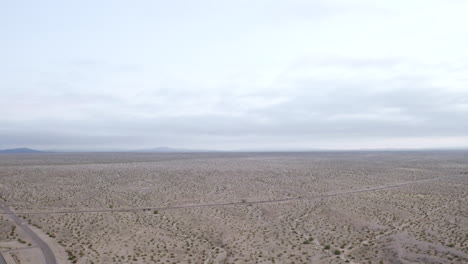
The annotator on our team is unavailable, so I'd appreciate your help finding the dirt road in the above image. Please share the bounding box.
[6,176,442,216]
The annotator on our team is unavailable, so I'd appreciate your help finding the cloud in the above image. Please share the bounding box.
[1,0,468,150]
[1,56,467,150]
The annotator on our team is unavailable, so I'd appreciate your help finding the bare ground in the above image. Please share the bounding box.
[0,151,467,264]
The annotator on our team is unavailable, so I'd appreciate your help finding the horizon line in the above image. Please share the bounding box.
[2,146,468,153]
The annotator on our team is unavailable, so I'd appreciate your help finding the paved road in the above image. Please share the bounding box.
[0,253,6,264]
[0,200,56,264]
[6,177,442,216]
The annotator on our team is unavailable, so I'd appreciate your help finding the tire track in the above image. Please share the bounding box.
[5,177,441,216]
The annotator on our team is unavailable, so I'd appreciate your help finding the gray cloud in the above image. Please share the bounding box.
[1,0,468,150]
[1,57,467,150]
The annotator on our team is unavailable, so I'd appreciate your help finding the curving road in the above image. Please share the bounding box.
[0,176,446,264]
[0,200,56,264]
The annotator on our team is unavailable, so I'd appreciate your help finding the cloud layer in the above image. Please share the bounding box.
[1,0,468,150]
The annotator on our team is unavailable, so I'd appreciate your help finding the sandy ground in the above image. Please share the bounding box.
[0,152,467,263]
[0,247,45,264]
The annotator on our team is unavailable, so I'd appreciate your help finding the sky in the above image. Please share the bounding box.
[1,0,468,151]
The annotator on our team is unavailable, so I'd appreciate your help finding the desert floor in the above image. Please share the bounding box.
[0,151,467,264]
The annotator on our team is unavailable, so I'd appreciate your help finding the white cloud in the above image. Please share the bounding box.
[1,0,467,150]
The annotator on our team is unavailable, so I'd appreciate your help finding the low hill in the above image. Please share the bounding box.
[132,147,214,153]
[0,148,45,153]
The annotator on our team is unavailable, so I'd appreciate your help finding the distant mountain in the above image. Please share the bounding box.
[0,148,45,153]
[132,146,214,153]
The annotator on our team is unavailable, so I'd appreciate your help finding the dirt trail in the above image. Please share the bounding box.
[5,176,443,216]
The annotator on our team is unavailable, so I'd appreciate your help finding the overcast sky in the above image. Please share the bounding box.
[1,0,468,151]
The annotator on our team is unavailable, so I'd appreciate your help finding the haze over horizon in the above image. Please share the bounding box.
[2,0,468,151]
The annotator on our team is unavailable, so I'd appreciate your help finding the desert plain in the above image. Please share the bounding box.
[0,151,467,264]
